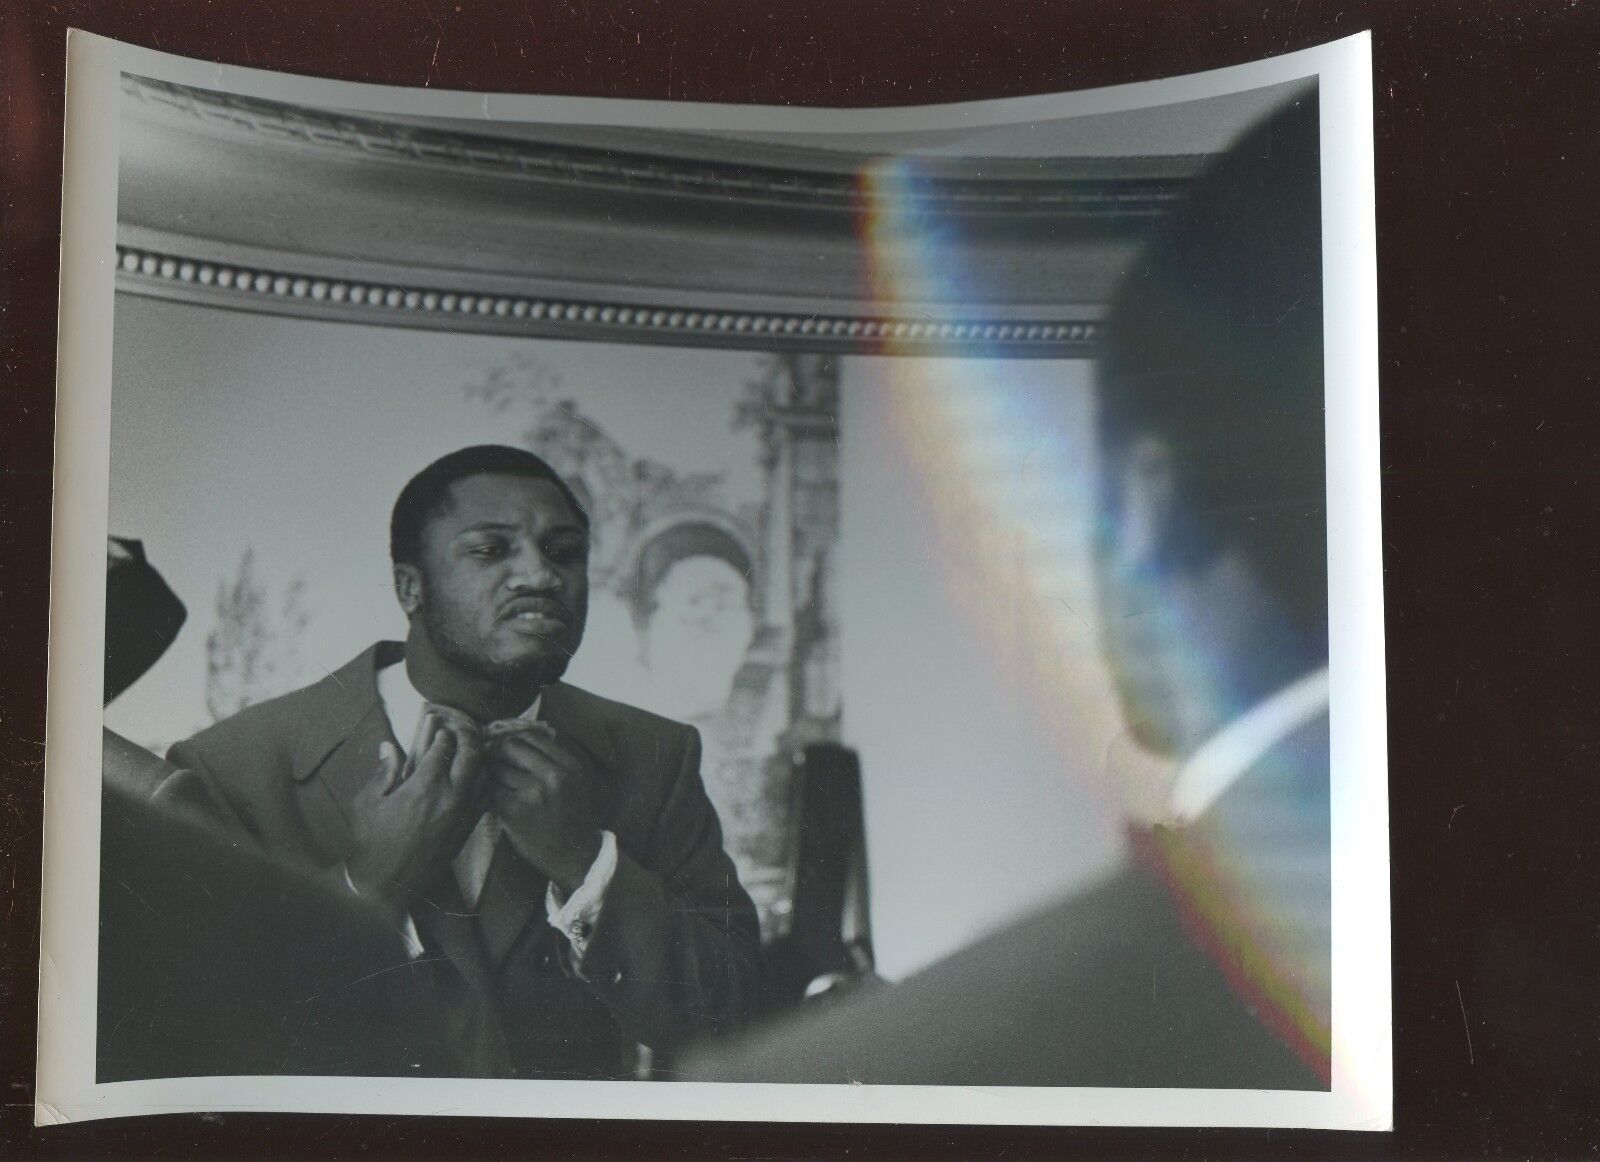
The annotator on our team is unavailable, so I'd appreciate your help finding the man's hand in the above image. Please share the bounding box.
[345,710,486,909]
[487,728,602,896]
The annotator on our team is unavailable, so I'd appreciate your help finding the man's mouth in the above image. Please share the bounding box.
[500,601,569,632]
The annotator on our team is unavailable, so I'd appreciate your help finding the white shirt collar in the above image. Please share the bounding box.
[375,657,541,751]
[1168,666,1330,825]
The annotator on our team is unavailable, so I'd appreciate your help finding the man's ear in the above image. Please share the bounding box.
[1114,433,1178,567]
[393,563,424,616]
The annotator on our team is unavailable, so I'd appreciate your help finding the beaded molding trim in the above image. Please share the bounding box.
[116,244,1105,353]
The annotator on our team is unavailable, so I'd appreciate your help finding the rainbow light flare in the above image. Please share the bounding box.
[857,155,1333,1083]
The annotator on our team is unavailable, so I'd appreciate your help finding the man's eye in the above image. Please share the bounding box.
[468,542,507,560]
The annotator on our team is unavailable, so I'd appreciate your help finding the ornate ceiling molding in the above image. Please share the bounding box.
[123,75,1192,220]
[115,242,1104,356]
[115,79,1160,353]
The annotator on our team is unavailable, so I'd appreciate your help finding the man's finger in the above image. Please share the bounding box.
[487,777,546,813]
[376,741,404,794]
[488,759,560,801]
[411,724,458,793]
[486,718,555,742]
[429,703,479,729]
[493,729,578,774]
[490,732,549,772]
[406,710,439,773]
[443,723,487,797]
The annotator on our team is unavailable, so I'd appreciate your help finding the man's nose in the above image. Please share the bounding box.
[506,548,561,591]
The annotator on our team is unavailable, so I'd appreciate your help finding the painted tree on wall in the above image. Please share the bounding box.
[204,548,312,722]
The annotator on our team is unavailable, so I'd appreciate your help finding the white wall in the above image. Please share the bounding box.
[838,356,1128,980]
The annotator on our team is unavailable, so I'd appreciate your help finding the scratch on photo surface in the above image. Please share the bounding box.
[420,0,445,87]
[1454,979,1474,1064]
[1055,596,1086,628]
[181,870,216,899]
[426,35,442,86]
[299,952,450,1003]
[109,1005,137,1039]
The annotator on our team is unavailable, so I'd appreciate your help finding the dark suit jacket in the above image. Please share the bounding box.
[686,710,1330,1089]
[159,641,761,1080]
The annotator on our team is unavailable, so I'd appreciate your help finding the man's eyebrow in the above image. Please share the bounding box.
[452,521,588,537]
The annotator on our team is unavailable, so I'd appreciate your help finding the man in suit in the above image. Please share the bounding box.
[688,93,1331,1087]
[159,444,761,1079]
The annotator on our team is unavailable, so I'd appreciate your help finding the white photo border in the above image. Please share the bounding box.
[38,28,1387,1129]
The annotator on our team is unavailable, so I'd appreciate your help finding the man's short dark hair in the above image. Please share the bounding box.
[1098,91,1326,633]
[390,444,589,567]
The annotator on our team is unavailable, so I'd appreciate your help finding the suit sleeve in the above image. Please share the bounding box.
[159,737,344,882]
[156,739,259,842]
[569,725,761,1056]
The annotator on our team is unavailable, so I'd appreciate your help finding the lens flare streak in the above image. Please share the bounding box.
[858,155,1332,1082]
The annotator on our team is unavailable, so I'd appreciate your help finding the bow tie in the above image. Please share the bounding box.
[421,700,551,742]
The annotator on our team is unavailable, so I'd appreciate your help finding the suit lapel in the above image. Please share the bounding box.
[411,868,500,998]
[292,641,404,854]
[476,839,550,965]
[409,866,514,1074]
[540,682,623,826]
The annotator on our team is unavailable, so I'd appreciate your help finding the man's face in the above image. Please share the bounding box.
[1092,433,1207,757]
[402,473,590,689]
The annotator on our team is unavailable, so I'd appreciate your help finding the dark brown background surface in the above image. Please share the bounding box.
[3,2,1598,1158]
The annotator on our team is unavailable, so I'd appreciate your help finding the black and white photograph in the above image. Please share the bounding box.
[37,30,1386,1129]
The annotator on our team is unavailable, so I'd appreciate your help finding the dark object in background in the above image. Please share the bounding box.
[760,743,879,1015]
[103,537,186,705]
